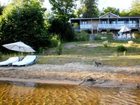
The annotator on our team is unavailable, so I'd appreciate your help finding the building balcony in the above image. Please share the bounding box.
[80,23,139,30]
[98,23,139,30]
[80,24,98,30]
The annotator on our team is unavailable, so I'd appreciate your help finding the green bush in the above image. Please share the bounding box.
[74,31,89,41]
[48,17,75,42]
[50,34,63,55]
[56,41,63,55]
[102,40,109,47]
[50,34,60,47]
[38,47,45,54]
[133,31,140,38]
[0,52,1,60]
[116,45,127,52]
[94,33,113,41]
[94,36,101,40]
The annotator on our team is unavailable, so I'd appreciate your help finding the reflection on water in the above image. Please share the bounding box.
[0,81,140,105]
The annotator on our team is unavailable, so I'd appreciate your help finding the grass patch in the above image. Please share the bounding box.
[37,40,140,66]
[37,55,140,66]
[1,39,140,66]
[102,56,140,66]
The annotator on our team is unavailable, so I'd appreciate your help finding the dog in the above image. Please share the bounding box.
[94,61,102,67]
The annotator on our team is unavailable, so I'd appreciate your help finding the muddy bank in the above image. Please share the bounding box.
[0,63,140,88]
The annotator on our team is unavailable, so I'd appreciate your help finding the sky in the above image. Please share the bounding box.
[98,0,133,11]
[0,0,133,11]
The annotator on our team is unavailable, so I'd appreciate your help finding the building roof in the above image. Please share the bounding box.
[99,12,120,18]
[70,13,140,21]
[70,18,99,21]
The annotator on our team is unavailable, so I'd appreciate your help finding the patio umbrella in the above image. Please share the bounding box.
[119,25,131,33]
[2,41,35,52]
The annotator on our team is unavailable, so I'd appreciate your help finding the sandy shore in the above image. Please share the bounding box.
[0,63,140,88]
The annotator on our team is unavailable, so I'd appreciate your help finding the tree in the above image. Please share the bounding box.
[100,7,120,15]
[49,0,76,21]
[120,10,130,16]
[74,7,84,17]
[48,17,75,42]
[0,0,50,51]
[82,0,99,18]
[129,0,140,16]
[0,4,5,15]
[48,0,75,41]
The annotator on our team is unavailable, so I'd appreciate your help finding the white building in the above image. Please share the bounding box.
[70,13,140,32]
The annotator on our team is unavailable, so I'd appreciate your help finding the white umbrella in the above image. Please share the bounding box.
[2,41,35,52]
[119,25,131,33]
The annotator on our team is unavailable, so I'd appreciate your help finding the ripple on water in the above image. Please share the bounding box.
[0,82,140,105]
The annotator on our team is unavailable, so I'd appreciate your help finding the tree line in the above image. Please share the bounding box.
[75,0,140,17]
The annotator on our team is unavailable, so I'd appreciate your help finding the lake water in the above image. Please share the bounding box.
[0,81,140,105]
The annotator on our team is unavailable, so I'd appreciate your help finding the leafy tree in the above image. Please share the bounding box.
[74,7,84,17]
[48,0,75,41]
[48,17,75,42]
[129,0,140,16]
[0,4,5,15]
[81,0,99,18]
[49,0,76,21]
[120,10,130,16]
[100,7,120,15]
[0,0,50,51]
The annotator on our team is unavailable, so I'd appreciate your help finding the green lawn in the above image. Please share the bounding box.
[1,40,140,66]
[37,40,140,66]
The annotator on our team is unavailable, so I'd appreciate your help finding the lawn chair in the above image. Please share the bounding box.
[12,55,37,66]
[0,57,19,66]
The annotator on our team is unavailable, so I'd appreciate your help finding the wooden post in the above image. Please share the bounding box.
[139,19,140,32]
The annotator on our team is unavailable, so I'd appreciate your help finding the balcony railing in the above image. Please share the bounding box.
[80,24,98,30]
[98,24,139,29]
[80,23,139,30]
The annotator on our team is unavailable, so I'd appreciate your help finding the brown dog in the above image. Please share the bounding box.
[94,61,102,67]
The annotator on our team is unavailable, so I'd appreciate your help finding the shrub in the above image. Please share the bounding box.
[94,33,113,41]
[116,45,127,52]
[128,41,134,44]
[0,52,1,60]
[132,31,140,38]
[101,37,107,40]
[74,31,89,41]
[94,35,101,40]
[102,40,109,47]
[48,17,75,42]
[56,41,63,55]
[38,47,45,54]
[128,40,134,47]
[50,34,60,47]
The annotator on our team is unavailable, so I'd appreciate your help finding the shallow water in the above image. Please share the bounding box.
[0,81,140,105]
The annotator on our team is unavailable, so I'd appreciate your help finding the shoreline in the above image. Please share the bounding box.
[0,77,80,85]
[0,77,139,88]
[0,63,140,88]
